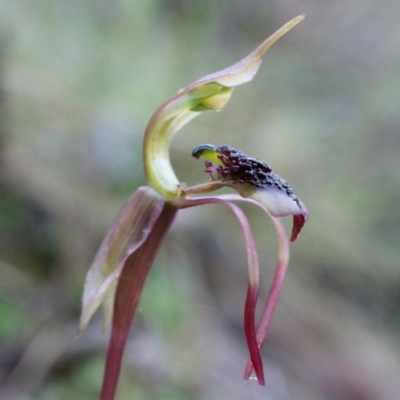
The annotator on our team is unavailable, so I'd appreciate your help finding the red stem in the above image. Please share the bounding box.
[100,203,177,400]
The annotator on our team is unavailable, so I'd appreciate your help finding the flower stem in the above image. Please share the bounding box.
[100,203,177,400]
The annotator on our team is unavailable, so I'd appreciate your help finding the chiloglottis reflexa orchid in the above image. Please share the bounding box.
[79,16,307,400]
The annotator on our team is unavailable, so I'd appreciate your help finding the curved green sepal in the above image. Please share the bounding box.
[143,16,305,200]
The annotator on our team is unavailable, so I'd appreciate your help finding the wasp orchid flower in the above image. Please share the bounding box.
[79,15,307,400]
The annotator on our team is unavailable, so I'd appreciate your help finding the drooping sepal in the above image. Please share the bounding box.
[79,187,165,332]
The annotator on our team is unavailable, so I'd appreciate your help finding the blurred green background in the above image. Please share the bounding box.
[1,1,400,399]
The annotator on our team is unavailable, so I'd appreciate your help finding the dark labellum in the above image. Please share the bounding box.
[204,145,301,205]
[192,143,308,240]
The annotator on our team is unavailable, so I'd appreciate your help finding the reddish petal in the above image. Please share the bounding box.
[100,204,176,400]
[174,196,264,383]
[184,195,292,382]
[244,284,265,385]
[244,216,290,380]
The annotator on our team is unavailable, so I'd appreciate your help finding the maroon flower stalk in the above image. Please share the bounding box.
[100,203,176,400]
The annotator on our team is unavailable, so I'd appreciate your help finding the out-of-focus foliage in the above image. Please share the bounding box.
[0,1,400,399]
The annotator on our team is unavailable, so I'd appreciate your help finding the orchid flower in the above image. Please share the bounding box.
[79,16,308,400]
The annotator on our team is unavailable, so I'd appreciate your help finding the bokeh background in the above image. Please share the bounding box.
[1,1,400,399]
